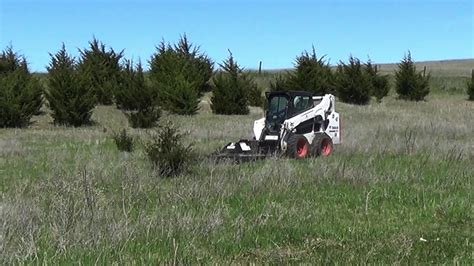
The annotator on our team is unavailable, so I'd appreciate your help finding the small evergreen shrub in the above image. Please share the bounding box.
[335,56,371,105]
[46,44,96,126]
[467,70,474,101]
[149,34,213,115]
[127,109,161,129]
[145,122,193,177]
[365,61,389,102]
[395,51,430,101]
[116,60,160,128]
[112,129,134,152]
[211,51,250,115]
[77,38,123,105]
[286,47,333,95]
[0,47,43,128]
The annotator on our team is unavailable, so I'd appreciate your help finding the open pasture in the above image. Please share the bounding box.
[1,59,473,263]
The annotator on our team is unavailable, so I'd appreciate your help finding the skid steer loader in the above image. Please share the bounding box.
[214,91,341,160]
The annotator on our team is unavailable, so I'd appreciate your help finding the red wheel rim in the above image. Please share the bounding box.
[296,138,308,158]
[321,139,332,156]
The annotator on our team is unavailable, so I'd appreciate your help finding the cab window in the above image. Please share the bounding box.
[267,95,288,122]
[292,96,312,113]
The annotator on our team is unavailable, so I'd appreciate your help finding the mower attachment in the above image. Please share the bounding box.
[212,140,269,162]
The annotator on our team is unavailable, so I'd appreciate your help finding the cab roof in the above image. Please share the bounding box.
[265,90,314,99]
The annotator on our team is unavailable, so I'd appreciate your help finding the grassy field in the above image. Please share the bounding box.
[1,61,473,263]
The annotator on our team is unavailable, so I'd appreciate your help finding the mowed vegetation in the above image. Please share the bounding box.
[1,69,473,263]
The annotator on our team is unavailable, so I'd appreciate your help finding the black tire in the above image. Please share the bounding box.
[286,134,310,159]
[311,133,334,157]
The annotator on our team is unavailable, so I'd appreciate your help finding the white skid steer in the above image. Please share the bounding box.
[215,91,341,160]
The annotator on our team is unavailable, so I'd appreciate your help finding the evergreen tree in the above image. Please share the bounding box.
[149,35,213,115]
[174,34,214,94]
[0,46,43,128]
[117,60,160,128]
[0,46,27,74]
[246,80,264,107]
[77,38,123,105]
[211,51,250,115]
[45,44,96,126]
[365,60,389,102]
[334,56,371,105]
[159,73,200,115]
[395,52,430,101]
[467,70,474,101]
[286,47,333,94]
[269,74,292,92]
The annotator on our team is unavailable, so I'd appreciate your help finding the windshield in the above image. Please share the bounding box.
[266,95,288,126]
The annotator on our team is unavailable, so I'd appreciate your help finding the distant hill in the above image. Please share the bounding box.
[374,59,473,77]
[259,59,474,77]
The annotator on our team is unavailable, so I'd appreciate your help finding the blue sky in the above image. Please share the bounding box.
[0,0,472,72]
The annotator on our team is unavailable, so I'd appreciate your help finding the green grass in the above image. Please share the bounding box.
[1,64,473,263]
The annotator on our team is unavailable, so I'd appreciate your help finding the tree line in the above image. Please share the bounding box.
[1,35,472,128]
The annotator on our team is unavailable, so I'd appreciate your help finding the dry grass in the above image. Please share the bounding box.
[375,59,474,77]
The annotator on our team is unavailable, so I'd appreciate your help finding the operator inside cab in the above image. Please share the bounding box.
[292,95,312,114]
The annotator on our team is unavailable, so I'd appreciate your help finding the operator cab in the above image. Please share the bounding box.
[264,91,314,134]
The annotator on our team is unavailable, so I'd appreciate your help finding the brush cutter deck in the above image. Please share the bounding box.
[212,140,276,161]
